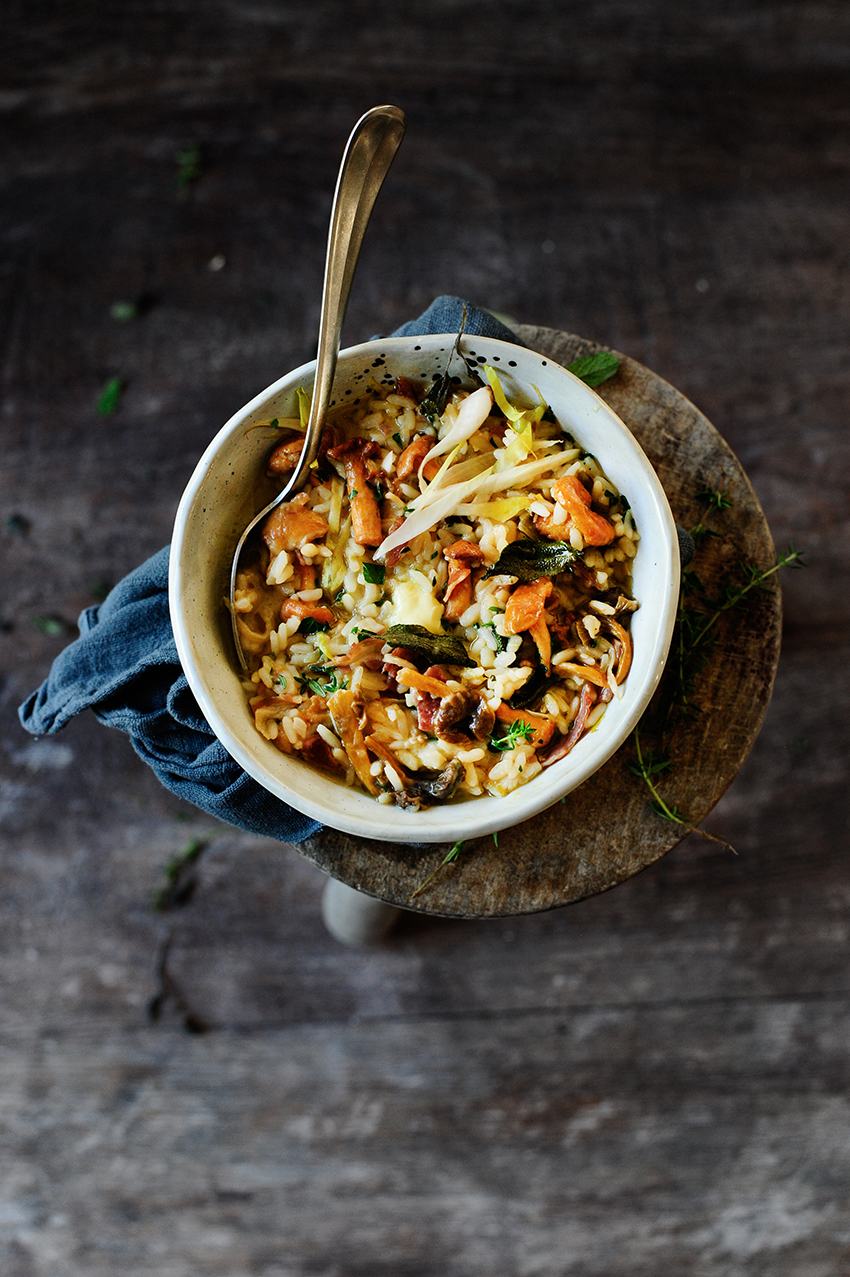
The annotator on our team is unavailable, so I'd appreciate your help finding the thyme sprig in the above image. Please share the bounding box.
[629,725,735,852]
[411,839,465,900]
[689,485,732,544]
[490,719,534,752]
[410,490,803,898]
[632,485,804,843]
[296,665,348,698]
[690,544,803,651]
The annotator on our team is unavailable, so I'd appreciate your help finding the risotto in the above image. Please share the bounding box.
[232,367,639,810]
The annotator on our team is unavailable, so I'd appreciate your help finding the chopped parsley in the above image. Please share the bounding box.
[176,144,203,193]
[484,624,508,652]
[297,666,348,697]
[110,300,138,322]
[30,615,67,636]
[97,376,124,415]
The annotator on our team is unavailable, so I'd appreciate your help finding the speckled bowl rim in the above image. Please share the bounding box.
[170,334,680,844]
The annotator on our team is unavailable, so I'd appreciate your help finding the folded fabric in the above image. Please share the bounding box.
[19,295,692,844]
[18,298,521,843]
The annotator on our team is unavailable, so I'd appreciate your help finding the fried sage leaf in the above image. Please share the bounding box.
[419,305,478,422]
[382,624,474,667]
[484,538,580,581]
[508,663,557,710]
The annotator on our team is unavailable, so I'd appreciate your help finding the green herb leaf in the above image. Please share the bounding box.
[30,615,67,636]
[566,351,619,388]
[110,300,139,322]
[508,663,555,709]
[152,838,206,911]
[410,839,466,899]
[382,624,474,667]
[176,144,203,192]
[297,666,348,697]
[362,562,386,586]
[628,526,805,855]
[97,376,124,415]
[489,719,534,752]
[484,623,508,653]
[484,538,579,581]
[604,488,630,513]
[695,486,733,513]
[444,839,465,863]
[299,617,330,635]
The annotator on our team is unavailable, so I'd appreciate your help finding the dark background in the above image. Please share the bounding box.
[1,3,848,1274]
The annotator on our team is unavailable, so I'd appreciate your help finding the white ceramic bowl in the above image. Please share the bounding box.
[170,334,679,844]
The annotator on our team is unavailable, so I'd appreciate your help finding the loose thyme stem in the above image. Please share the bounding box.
[410,840,465,900]
[690,548,803,649]
[631,538,803,852]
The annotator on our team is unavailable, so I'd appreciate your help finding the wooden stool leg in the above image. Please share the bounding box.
[321,877,401,946]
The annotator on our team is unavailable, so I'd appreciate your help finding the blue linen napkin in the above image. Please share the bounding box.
[17,298,519,842]
[18,296,692,842]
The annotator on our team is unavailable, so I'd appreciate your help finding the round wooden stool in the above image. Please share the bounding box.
[303,326,782,934]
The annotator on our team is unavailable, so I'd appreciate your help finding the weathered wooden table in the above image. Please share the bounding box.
[309,324,781,925]
[7,4,848,1269]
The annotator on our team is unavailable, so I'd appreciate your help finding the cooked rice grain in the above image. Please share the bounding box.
[233,375,639,807]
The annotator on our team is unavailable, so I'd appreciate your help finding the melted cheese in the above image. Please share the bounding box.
[386,571,444,634]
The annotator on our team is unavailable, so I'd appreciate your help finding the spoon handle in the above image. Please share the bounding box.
[278,104,406,499]
[229,105,405,669]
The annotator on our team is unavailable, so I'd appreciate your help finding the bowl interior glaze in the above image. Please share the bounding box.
[169,334,680,844]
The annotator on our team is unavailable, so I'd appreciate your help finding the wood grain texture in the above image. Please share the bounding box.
[303,327,781,916]
[1,2,849,1274]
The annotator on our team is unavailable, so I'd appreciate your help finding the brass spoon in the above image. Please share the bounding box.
[229,104,406,670]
